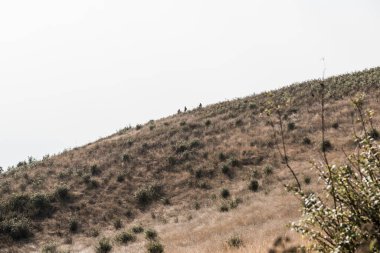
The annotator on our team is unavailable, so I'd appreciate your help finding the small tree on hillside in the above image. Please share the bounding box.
[290,93,380,252]
[292,134,380,252]
[267,83,380,252]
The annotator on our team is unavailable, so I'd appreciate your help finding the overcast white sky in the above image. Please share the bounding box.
[1,0,379,169]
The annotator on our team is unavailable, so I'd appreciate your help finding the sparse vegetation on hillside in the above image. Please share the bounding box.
[0,67,379,252]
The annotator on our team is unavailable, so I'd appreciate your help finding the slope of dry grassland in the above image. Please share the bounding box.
[0,67,380,252]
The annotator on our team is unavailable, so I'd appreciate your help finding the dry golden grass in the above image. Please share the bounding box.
[0,67,379,252]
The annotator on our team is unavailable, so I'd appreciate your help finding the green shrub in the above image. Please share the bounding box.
[145,229,158,240]
[227,235,243,248]
[115,231,135,244]
[303,176,311,185]
[287,122,296,131]
[82,174,91,184]
[219,204,229,212]
[134,184,163,206]
[248,180,259,192]
[175,143,188,153]
[235,119,243,126]
[122,154,130,162]
[251,169,261,179]
[58,171,69,179]
[125,209,133,218]
[6,194,31,213]
[302,137,311,145]
[174,139,202,154]
[116,174,125,182]
[332,122,339,129]
[195,168,214,180]
[55,185,70,201]
[229,198,242,209]
[194,169,203,179]
[321,140,333,152]
[30,193,52,218]
[161,197,170,205]
[230,158,240,167]
[17,161,27,167]
[131,225,144,234]
[96,238,112,253]
[190,139,202,149]
[1,217,32,240]
[28,156,36,164]
[134,186,159,206]
[264,165,273,176]
[69,218,79,233]
[219,152,227,161]
[249,103,257,110]
[220,188,230,199]
[147,241,164,253]
[2,193,53,224]
[113,219,122,230]
[221,165,230,175]
[91,165,101,176]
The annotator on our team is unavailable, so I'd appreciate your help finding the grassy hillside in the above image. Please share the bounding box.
[1,67,380,253]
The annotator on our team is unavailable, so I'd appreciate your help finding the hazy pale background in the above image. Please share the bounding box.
[1,0,379,169]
